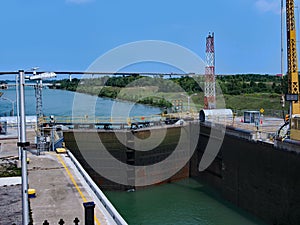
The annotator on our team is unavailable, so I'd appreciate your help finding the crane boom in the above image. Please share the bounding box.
[286,0,300,114]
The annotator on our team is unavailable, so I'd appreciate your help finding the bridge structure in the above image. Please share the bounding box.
[0,70,233,77]
[5,83,55,87]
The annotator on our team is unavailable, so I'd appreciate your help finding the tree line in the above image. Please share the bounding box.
[217,74,287,95]
[52,74,288,96]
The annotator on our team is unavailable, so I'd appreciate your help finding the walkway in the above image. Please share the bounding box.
[28,151,117,224]
[0,129,120,225]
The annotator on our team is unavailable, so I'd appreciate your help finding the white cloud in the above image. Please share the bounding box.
[66,0,94,4]
[255,0,280,14]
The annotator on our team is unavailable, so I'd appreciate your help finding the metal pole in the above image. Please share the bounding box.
[11,100,15,117]
[19,70,29,225]
[16,74,21,160]
[281,0,286,121]
[188,96,190,112]
[11,101,13,116]
[281,0,284,78]
[51,126,55,152]
[289,101,293,133]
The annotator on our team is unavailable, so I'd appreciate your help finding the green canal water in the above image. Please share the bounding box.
[105,178,266,225]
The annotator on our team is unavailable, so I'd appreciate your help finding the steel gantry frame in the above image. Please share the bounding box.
[285,0,300,140]
[286,0,300,114]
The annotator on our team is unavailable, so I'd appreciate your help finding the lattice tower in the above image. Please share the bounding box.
[204,32,216,109]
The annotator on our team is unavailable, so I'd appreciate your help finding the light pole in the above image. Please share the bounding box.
[18,70,30,225]
[181,93,197,112]
[17,70,56,224]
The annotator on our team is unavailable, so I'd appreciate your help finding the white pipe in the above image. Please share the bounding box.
[19,70,29,225]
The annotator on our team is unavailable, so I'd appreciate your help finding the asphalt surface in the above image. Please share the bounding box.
[0,184,22,225]
[0,129,22,225]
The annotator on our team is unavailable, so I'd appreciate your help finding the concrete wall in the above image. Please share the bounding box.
[191,123,300,225]
[63,125,191,191]
[64,130,127,190]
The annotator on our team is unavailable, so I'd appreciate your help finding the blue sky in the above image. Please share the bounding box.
[0,0,297,75]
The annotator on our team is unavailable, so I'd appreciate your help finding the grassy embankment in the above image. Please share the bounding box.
[52,75,289,116]
[76,85,287,115]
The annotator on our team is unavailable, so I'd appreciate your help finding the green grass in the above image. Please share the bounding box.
[0,164,21,177]
[75,85,288,116]
[223,93,288,111]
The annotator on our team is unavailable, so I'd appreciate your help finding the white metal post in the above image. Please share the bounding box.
[281,0,284,78]
[16,74,21,160]
[19,70,29,225]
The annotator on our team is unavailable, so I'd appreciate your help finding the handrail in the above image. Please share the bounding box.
[40,115,162,124]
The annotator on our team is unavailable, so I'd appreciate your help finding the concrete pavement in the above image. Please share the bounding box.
[0,128,121,225]
[28,151,117,225]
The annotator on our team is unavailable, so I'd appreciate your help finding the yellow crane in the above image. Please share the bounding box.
[286,0,300,140]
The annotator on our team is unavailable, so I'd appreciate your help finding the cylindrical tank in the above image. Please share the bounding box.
[199,109,233,123]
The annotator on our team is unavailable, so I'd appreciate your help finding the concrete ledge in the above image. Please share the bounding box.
[0,134,18,140]
[274,139,300,153]
[0,176,21,186]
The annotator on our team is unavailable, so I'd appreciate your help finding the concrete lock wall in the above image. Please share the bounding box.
[190,123,300,225]
[63,126,191,191]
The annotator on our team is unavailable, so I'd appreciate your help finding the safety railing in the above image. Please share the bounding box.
[40,115,163,125]
[233,109,288,118]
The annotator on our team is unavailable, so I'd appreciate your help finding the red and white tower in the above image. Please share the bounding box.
[204,32,216,109]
